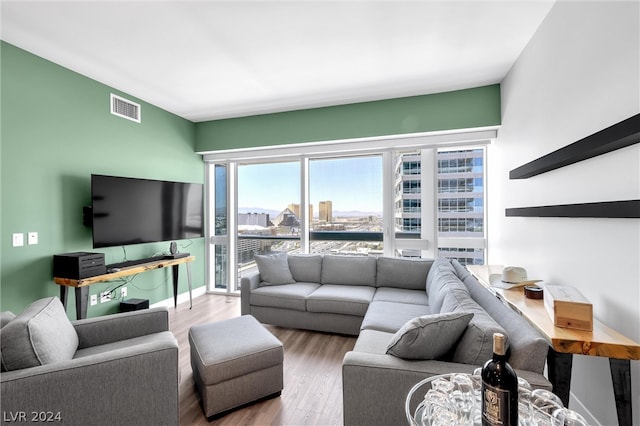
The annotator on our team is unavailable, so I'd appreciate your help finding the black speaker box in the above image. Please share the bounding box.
[120,298,150,312]
[53,252,106,279]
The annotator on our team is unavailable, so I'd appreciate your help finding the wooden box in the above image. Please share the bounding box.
[544,284,593,331]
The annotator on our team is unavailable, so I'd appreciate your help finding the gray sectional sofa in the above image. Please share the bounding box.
[240,254,553,426]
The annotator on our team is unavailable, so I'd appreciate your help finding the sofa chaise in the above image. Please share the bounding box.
[241,254,553,425]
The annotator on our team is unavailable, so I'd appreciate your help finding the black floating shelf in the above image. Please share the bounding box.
[510,113,640,179]
[505,200,640,218]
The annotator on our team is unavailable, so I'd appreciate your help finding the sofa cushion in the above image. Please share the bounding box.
[441,291,509,365]
[255,253,296,285]
[386,312,474,360]
[251,283,320,312]
[0,297,78,371]
[288,254,323,283]
[307,285,375,316]
[375,257,433,290]
[0,311,16,372]
[426,257,455,294]
[321,255,377,286]
[427,259,468,313]
[372,287,429,306]
[353,329,396,354]
[361,301,431,333]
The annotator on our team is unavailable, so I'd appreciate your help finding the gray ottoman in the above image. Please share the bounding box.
[188,315,284,419]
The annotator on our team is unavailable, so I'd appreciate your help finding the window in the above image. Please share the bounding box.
[236,162,302,284]
[208,164,230,290]
[309,156,383,255]
[438,247,485,265]
[403,160,421,175]
[204,130,494,292]
[403,199,421,212]
[393,148,485,263]
[401,218,421,232]
[403,180,421,194]
[394,151,427,243]
[437,149,485,264]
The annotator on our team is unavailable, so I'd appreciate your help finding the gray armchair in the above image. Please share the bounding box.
[1,297,179,426]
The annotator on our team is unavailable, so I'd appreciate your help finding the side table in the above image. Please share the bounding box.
[55,255,195,319]
[467,264,640,426]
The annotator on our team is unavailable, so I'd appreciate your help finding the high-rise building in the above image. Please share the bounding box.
[394,149,485,264]
[394,154,421,233]
[437,149,484,265]
[318,201,333,222]
[288,203,300,217]
[287,203,313,223]
[237,212,271,227]
[437,150,484,237]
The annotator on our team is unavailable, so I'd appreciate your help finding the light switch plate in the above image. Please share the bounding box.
[12,233,24,247]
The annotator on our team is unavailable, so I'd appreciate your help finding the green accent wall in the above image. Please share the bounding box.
[195,84,501,152]
[1,40,502,318]
[1,42,205,318]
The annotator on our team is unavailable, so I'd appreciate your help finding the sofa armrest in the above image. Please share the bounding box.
[342,351,476,426]
[1,334,178,425]
[342,351,551,426]
[73,307,169,349]
[240,272,261,315]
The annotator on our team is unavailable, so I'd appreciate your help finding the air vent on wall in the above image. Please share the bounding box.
[110,93,141,123]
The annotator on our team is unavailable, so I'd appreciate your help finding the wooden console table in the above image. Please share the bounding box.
[54,255,195,320]
[467,264,639,426]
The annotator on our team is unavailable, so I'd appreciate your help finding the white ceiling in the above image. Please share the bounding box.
[1,0,555,122]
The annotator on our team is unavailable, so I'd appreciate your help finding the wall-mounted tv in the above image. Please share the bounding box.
[90,174,204,249]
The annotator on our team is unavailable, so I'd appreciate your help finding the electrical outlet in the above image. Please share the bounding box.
[100,291,111,303]
[28,232,38,245]
[90,294,98,306]
[121,287,127,298]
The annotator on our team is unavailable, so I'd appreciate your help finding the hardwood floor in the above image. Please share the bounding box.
[168,294,357,426]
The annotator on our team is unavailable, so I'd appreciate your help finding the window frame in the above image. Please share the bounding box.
[203,128,496,293]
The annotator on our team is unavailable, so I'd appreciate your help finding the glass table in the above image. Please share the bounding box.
[405,373,589,426]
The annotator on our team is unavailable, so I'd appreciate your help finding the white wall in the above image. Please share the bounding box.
[488,1,639,424]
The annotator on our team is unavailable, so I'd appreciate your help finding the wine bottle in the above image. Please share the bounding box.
[481,333,518,426]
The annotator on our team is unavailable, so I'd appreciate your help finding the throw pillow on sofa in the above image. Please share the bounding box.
[254,252,296,285]
[288,254,323,283]
[376,257,433,290]
[386,312,474,360]
[0,297,78,371]
[321,255,377,286]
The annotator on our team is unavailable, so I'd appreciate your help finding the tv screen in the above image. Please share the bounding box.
[91,174,204,248]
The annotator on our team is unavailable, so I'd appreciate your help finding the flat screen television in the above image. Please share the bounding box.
[90,174,204,248]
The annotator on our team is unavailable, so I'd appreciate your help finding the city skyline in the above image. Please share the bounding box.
[238,204,382,218]
[237,156,383,214]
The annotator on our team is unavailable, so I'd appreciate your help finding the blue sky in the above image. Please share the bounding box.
[238,156,383,214]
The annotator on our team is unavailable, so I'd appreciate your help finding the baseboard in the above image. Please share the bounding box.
[150,285,207,309]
